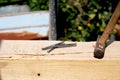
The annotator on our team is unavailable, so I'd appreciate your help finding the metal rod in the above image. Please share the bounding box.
[49,0,58,40]
[42,41,64,50]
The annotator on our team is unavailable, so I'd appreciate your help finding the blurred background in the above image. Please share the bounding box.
[0,0,120,41]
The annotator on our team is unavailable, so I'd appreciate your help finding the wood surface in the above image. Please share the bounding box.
[0,40,120,80]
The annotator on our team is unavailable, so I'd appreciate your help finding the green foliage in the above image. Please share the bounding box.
[0,0,18,3]
[29,0,48,11]
[59,0,119,41]
[0,0,49,10]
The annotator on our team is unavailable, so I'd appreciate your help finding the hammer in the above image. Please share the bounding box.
[94,1,120,59]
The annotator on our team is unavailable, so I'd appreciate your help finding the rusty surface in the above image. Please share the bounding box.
[0,31,48,40]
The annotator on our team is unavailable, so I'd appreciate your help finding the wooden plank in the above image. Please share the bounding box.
[0,40,120,60]
[0,60,120,80]
[0,40,120,80]
[0,11,49,29]
[0,11,49,38]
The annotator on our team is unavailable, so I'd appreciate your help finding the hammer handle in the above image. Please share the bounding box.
[99,1,120,45]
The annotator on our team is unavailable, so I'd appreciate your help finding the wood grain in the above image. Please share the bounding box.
[0,40,120,80]
[0,40,120,60]
[0,60,120,80]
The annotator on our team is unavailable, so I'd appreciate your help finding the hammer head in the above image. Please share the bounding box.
[94,44,105,59]
[94,36,106,59]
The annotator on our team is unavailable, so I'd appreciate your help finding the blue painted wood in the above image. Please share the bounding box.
[0,11,49,36]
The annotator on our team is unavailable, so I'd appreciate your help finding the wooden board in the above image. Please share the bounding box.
[0,40,120,80]
[0,60,120,80]
[0,11,49,39]
[0,40,120,60]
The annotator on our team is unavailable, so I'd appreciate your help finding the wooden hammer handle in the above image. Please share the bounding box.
[99,1,120,45]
